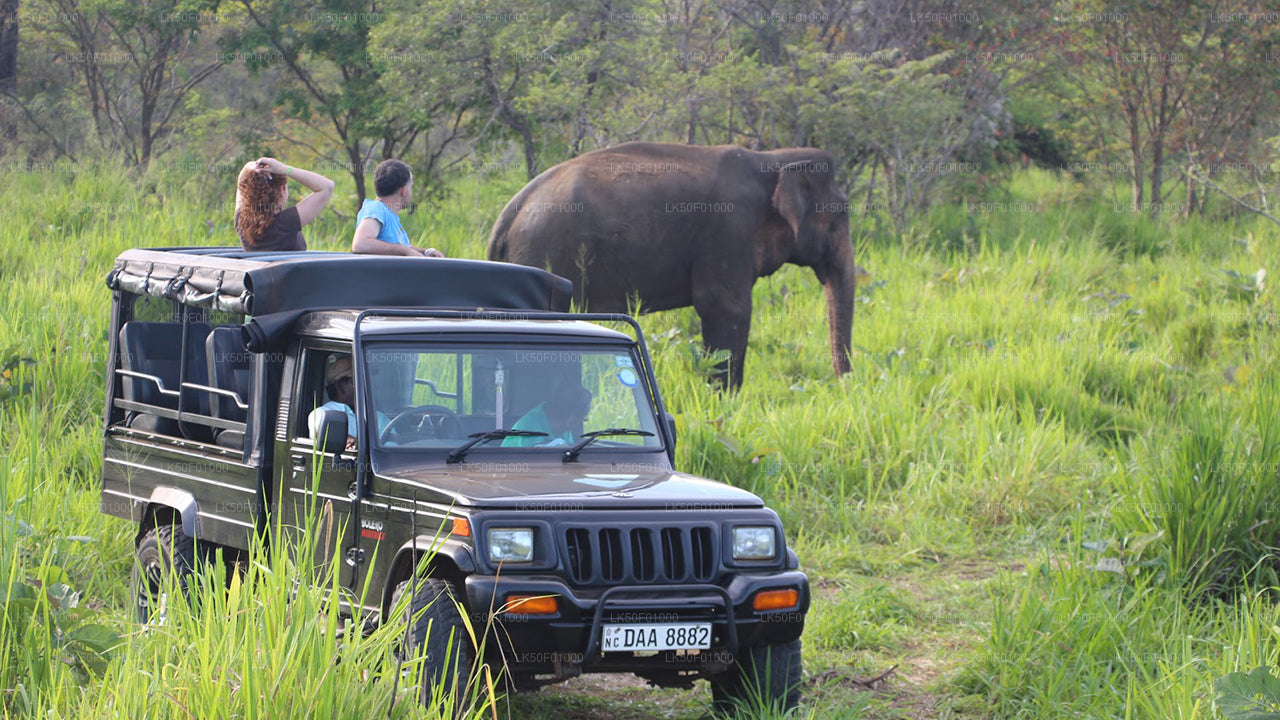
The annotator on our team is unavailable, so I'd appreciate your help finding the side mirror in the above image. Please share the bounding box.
[315,409,349,455]
[663,412,677,451]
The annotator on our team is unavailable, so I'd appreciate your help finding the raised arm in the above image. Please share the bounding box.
[255,157,335,226]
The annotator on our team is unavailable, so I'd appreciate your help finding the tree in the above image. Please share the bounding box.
[1038,0,1280,214]
[371,0,576,179]
[0,0,15,94]
[221,0,424,202]
[28,0,222,167]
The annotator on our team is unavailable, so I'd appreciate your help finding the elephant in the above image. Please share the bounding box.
[486,142,856,390]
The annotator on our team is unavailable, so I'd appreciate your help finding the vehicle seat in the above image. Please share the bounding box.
[206,326,251,449]
[118,321,212,439]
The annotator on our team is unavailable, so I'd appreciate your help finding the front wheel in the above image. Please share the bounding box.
[392,578,474,707]
[710,639,803,716]
[132,524,197,626]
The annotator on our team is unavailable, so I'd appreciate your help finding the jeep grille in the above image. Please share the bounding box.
[562,525,716,585]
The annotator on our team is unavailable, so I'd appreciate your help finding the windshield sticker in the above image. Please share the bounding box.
[615,355,634,367]
[617,368,638,387]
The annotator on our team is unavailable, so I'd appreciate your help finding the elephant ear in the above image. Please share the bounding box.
[771,162,814,241]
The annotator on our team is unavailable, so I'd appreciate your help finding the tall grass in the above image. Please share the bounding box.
[3,162,1280,717]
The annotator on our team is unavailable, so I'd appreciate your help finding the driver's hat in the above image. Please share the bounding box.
[326,356,353,385]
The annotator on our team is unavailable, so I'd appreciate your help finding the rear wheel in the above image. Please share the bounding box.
[132,524,197,626]
[393,578,474,707]
[710,639,803,716]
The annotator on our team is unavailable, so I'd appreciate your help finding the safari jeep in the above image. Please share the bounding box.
[99,247,809,712]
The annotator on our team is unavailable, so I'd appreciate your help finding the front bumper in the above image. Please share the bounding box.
[463,570,809,674]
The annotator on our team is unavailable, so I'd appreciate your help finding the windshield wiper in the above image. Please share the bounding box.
[563,428,655,463]
[446,430,547,464]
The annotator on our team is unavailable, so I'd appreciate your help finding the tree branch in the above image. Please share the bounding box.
[1184,168,1280,228]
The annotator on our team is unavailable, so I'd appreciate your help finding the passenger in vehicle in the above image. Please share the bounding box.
[351,159,445,258]
[308,356,359,450]
[235,157,335,251]
[502,382,593,448]
[308,355,393,450]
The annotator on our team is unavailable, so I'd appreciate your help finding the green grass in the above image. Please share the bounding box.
[3,162,1280,718]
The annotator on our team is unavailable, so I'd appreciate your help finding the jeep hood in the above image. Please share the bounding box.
[376,462,765,509]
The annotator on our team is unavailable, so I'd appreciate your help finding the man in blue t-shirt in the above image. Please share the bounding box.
[351,159,446,258]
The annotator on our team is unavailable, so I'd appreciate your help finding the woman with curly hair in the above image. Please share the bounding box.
[234,157,335,251]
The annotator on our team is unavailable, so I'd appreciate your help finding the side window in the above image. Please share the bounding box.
[207,308,242,326]
[130,296,181,323]
[294,348,353,442]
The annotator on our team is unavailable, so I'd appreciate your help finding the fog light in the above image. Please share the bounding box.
[753,589,799,611]
[504,594,558,615]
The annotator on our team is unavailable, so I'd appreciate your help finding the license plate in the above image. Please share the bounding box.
[600,623,712,652]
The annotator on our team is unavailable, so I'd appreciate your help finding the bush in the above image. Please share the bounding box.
[1116,380,1280,599]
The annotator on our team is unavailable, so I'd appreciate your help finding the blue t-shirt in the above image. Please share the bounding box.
[501,402,571,447]
[356,199,410,246]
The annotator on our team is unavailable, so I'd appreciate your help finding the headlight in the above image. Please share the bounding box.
[488,527,535,563]
[732,526,776,560]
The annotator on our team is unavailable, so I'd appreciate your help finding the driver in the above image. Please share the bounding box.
[307,355,389,450]
[502,381,592,448]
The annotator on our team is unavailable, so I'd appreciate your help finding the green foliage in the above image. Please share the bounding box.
[219,0,426,203]
[1216,667,1280,720]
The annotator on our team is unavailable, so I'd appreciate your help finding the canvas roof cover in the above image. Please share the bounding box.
[106,247,573,316]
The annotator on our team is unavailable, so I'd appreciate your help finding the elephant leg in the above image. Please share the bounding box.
[693,285,752,391]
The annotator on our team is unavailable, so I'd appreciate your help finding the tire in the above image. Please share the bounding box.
[710,639,803,717]
[132,524,197,626]
[392,578,474,707]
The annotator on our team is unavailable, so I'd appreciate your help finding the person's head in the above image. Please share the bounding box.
[546,383,592,432]
[325,356,355,407]
[236,162,287,247]
[374,159,413,206]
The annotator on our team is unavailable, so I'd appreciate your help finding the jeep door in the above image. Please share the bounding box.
[279,343,363,592]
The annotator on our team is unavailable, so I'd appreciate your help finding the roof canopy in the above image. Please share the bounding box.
[106,248,573,315]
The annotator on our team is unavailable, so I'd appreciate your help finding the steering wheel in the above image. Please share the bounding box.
[379,405,460,444]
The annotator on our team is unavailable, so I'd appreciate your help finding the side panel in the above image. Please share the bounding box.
[100,433,261,549]
[359,477,462,614]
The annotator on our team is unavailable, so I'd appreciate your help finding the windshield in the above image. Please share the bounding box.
[364,343,664,452]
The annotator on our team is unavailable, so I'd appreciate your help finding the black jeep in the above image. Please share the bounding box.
[100,247,808,712]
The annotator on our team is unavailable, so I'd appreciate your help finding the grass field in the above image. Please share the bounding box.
[3,162,1280,718]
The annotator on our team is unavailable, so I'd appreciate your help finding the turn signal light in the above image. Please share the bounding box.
[753,589,799,612]
[503,594,558,615]
[450,517,471,537]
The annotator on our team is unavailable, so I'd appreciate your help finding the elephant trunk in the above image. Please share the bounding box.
[821,244,856,377]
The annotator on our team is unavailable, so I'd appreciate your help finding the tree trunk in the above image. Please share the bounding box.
[140,92,155,168]
[347,142,366,204]
[1149,79,1170,217]
[1126,101,1143,211]
[520,126,537,179]
[0,0,16,94]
